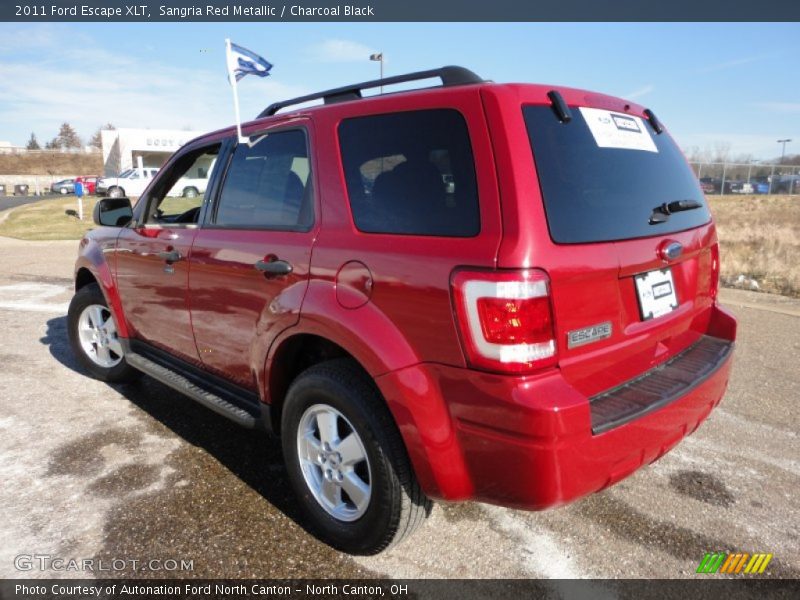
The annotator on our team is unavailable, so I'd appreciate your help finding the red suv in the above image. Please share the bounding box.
[68,67,736,555]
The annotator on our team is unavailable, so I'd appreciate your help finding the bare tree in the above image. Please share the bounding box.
[89,123,115,149]
[683,145,703,163]
[712,141,732,164]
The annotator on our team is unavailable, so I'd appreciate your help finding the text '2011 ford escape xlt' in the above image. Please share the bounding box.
[68,66,736,555]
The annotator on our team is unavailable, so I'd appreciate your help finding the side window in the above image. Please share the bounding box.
[144,145,221,225]
[214,129,313,230]
[338,109,480,237]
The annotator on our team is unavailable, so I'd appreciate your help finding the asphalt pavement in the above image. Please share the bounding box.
[0,235,797,580]
[0,194,61,212]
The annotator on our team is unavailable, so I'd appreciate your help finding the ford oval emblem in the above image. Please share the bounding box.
[660,241,683,261]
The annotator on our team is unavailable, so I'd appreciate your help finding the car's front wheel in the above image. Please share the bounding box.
[60,187,68,195]
[281,359,431,554]
[67,283,138,383]
[107,187,124,198]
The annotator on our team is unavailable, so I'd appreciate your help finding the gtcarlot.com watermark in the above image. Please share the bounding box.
[14,554,194,573]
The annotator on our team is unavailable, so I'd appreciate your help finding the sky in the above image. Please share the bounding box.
[0,22,798,160]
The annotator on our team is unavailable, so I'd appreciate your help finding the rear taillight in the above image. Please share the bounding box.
[710,243,720,300]
[451,269,558,373]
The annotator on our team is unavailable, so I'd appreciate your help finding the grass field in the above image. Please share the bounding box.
[707,195,800,297]
[0,196,100,241]
[1,193,798,297]
[0,152,103,176]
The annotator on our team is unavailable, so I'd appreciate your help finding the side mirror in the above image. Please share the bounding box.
[93,197,133,227]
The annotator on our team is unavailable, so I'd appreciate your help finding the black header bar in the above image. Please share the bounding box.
[5,0,800,22]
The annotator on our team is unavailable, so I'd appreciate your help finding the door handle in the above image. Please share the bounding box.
[157,249,182,263]
[255,258,293,276]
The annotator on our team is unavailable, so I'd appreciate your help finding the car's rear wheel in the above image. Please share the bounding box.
[67,283,138,383]
[281,359,431,554]
[60,187,68,195]
[108,187,124,198]
[182,187,199,198]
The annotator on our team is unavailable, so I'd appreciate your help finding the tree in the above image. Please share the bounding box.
[712,141,731,164]
[26,132,40,150]
[89,123,115,149]
[56,122,82,149]
[44,137,59,150]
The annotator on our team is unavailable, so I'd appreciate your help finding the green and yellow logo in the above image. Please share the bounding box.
[697,552,773,574]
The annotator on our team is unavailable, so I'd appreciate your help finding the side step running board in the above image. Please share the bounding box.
[125,352,261,429]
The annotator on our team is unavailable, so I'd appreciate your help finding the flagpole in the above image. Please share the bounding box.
[226,38,247,144]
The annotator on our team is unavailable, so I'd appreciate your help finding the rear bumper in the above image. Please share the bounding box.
[376,303,736,509]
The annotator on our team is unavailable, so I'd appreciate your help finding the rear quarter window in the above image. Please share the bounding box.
[338,109,480,237]
[523,105,711,244]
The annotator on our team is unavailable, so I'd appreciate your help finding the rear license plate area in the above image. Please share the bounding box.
[635,268,678,320]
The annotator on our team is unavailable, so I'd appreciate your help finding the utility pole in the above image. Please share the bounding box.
[778,139,791,164]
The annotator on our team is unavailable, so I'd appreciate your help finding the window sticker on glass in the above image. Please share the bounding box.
[578,107,658,153]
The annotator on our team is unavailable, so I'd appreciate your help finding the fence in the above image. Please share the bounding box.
[689,161,800,195]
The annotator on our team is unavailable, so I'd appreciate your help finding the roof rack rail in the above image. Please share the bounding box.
[257,65,483,118]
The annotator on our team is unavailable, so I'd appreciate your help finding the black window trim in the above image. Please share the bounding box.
[205,125,316,233]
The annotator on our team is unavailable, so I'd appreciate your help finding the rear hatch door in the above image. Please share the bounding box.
[489,86,718,398]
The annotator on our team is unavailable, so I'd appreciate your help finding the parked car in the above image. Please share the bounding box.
[772,174,800,193]
[699,177,744,194]
[75,176,100,195]
[50,178,75,195]
[698,177,723,194]
[698,179,716,194]
[727,180,754,194]
[69,66,736,555]
[746,177,769,194]
[96,168,159,198]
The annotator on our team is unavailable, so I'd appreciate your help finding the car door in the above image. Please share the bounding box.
[188,123,317,391]
[114,142,224,364]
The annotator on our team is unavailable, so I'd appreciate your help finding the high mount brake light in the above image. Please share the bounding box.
[451,269,558,373]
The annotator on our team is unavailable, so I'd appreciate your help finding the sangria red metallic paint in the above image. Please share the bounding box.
[71,68,735,552]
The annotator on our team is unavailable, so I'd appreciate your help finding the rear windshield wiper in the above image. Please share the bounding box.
[649,199,703,224]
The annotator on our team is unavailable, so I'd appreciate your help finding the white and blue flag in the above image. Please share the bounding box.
[227,42,273,82]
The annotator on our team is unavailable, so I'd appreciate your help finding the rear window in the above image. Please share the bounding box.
[338,109,480,237]
[523,105,710,244]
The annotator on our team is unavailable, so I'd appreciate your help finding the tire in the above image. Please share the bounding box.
[108,187,124,198]
[281,359,431,554]
[67,283,139,383]
[182,187,199,198]
[60,187,68,195]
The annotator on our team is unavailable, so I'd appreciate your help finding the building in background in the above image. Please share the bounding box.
[100,128,205,176]
[0,141,25,154]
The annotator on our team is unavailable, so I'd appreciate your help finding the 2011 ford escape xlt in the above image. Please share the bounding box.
[68,66,736,555]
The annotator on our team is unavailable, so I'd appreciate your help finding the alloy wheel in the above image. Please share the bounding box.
[296,403,372,522]
[77,304,123,368]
